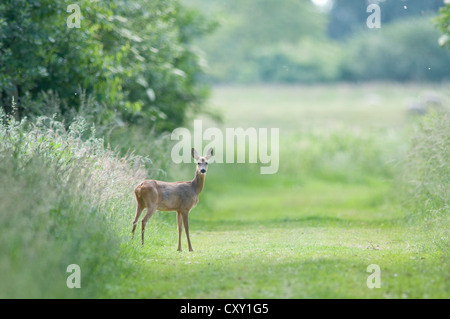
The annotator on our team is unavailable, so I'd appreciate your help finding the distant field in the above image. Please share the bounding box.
[201,83,450,131]
[110,83,449,298]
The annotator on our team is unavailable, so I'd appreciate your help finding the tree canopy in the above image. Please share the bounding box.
[0,0,213,131]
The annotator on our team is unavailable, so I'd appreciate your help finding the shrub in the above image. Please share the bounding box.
[0,0,212,132]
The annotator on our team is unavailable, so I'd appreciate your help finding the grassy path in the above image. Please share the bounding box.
[113,177,446,298]
[110,84,449,298]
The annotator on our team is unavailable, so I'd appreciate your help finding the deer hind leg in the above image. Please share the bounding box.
[132,201,144,239]
[139,184,159,246]
[132,185,146,238]
[182,210,193,252]
[141,203,157,246]
[176,211,183,252]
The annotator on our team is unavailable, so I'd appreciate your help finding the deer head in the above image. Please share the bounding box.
[191,147,213,175]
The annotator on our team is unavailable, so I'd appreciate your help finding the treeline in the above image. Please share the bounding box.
[186,0,450,84]
[327,0,444,39]
[0,0,213,131]
[1,0,448,128]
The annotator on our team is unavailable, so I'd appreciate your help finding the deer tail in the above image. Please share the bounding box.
[135,182,143,199]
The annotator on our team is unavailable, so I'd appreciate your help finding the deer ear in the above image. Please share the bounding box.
[205,147,214,160]
[191,148,200,160]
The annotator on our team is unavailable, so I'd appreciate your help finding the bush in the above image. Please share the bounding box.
[0,0,212,132]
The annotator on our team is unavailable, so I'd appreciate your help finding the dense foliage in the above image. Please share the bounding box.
[0,0,212,131]
[435,1,450,48]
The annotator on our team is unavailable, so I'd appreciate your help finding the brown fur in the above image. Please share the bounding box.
[132,148,213,251]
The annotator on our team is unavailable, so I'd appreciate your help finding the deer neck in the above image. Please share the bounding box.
[192,170,206,195]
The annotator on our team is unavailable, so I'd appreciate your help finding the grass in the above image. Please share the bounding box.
[107,83,449,299]
[201,83,450,131]
[0,115,150,298]
[109,180,446,298]
[107,174,447,298]
[1,83,448,298]
[118,230,446,299]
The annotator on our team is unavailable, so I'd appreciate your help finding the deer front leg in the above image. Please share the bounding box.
[182,211,193,252]
[176,211,183,252]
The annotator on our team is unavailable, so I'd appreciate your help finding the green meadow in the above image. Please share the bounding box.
[1,84,448,298]
[112,83,449,298]
[1,0,449,302]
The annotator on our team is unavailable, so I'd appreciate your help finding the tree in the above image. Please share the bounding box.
[0,0,212,131]
[328,0,444,39]
[185,0,327,83]
[0,0,116,118]
[435,1,450,48]
[341,17,450,82]
[114,0,215,131]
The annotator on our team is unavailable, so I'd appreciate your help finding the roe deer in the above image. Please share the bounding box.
[132,147,213,251]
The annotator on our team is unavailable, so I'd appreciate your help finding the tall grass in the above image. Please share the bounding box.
[0,109,160,297]
[401,110,449,260]
[403,110,449,221]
